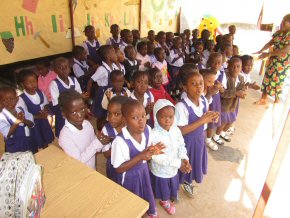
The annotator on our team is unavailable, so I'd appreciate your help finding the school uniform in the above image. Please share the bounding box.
[176,95,208,184]
[149,86,175,105]
[240,71,251,84]
[123,59,139,85]
[114,63,126,75]
[167,48,184,91]
[101,87,131,110]
[136,52,151,71]
[19,90,54,149]
[106,37,121,47]
[49,76,82,137]
[72,58,90,91]
[101,123,118,181]
[38,70,57,103]
[83,39,101,64]
[152,60,169,86]
[119,41,129,54]
[111,125,156,215]
[59,119,103,169]
[0,105,34,153]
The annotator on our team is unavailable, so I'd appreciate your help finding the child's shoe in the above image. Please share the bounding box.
[159,200,176,215]
[148,213,159,218]
[220,131,231,142]
[182,181,194,197]
[206,139,218,151]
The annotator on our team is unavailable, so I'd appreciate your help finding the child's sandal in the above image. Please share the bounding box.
[212,137,224,145]
[159,201,176,215]
[182,181,194,197]
[220,134,231,142]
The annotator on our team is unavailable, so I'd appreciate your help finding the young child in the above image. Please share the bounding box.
[152,47,170,90]
[200,68,219,102]
[165,32,174,50]
[200,29,211,48]
[156,31,169,56]
[147,41,156,63]
[147,30,157,45]
[83,25,101,65]
[216,58,246,142]
[233,45,239,56]
[18,70,54,150]
[111,99,164,218]
[149,68,175,105]
[0,87,34,153]
[120,29,133,53]
[87,45,118,127]
[228,25,236,42]
[191,29,199,51]
[202,39,215,67]
[36,59,57,105]
[49,57,83,137]
[188,40,204,69]
[206,52,227,149]
[106,24,121,47]
[58,90,104,169]
[132,29,141,47]
[241,55,260,90]
[72,45,96,92]
[221,43,233,69]
[176,70,219,196]
[150,99,191,215]
[99,96,128,181]
[214,35,223,52]
[136,41,151,71]
[123,45,139,89]
[101,70,131,110]
[113,46,126,74]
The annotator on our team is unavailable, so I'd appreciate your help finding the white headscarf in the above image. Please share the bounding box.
[153,99,176,131]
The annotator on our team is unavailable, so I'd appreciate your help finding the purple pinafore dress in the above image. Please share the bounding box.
[85,40,101,65]
[53,77,76,137]
[73,61,89,92]
[104,123,117,181]
[208,70,225,129]
[179,96,208,184]
[21,90,54,149]
[2,107,34,153]
[116,126,156,215]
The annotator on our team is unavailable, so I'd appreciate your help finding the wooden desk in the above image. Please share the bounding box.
[35,145,149,217]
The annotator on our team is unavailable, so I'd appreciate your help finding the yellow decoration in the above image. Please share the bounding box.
[197,15,220,40]
[169,19,172,26]
[147,20,152,29]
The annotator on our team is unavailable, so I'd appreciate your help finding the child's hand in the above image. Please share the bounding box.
[236,90,246,98]
[105,90,113,99]
[148,142,165,155]
[145,102,154,114]
[16,112,25,124]
[139,149,154,161]
[251,82,260,90]
[180,159,192,174]
[97,131,113,145]
[82,92,89,99]
[201,111,219,124]
[208,86,219,96]
[38,110,49,119]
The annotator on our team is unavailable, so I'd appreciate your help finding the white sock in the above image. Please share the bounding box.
[213,134,220,141]
[221,131,226,137]
[206,137,212,143]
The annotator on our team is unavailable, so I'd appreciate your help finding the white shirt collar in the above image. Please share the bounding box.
[85,39,97,47]
[131,91,149,100]
[64,119,87,132]
[74,58,87,67]
[127,59,137,66]
[183,96,205,117]
[121,126,146,145]
[235,76,240,87]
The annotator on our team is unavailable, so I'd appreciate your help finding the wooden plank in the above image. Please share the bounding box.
[35,146,149,218]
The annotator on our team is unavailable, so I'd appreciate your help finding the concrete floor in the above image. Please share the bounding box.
[0,88,288,218]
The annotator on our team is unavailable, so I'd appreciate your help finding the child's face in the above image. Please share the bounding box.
[156,49,165,62]
[85,27,95,40]
[115,49,125,63]
[79,50,88,61]
[166,33,174,42]
[229,26,236,35]
[210,56,222,72]
[107,103,124,129]
[242,60,253,74]
[207,41,215,52]
[36,64,49,77]
[124,104,147,134]
[124,32,133,44]
[23,75,38,94]
[184,30,190,39]
[139,45,148,56]
[233,46,239,56]
[195,44,204,53]
[204,74,216,89]
[147,43,155,55]
[184,74,204,99]
[126,47,137,61]
[1,90,18,111]
[133,75,149,95]
[158,34,166,45]
[148,31,155,42]
[112,75,125,92]
[156,106,175,131]
[133,30,140,40]
[225,46,233,57]
[192,29,199,39]
[63,98,86,129]
[173,39,182,49]
[151,71,163,89]
[55,60,71,79]
[111,26,120,37]
[229,60,242,78]
[108,48,118,63]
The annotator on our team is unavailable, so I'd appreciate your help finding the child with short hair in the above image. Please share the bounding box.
[136,41,151,71]
[150,99,191,215]
[166,32,174,49]
[111,99,164,218]
[0,87,34,153]
[113,46,126,74]
[106,24,121,47]
[176,71,219,196]
[241,55,260,90]
[123,45,139,88]
[233,45,239,56]
[120,29,133,53]
[149,68,175,105]
[156,31,170,56]
[101,70,131,110]
[191,29,199,51]
[147,41,156,63]
[18,70,54,150]
[132,29,141,47]
[49,57,83,137]
[202,39,215,67]
[58,90,104,169]
[188,40,204,69]
[152,47,170,89]
[147,30,157,45]
[99,96,128,181]
[83,25,101,64]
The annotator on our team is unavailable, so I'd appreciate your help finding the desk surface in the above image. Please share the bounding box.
[35,145,149,217]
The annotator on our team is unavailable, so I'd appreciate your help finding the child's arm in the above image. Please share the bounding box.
[6,117,23,138]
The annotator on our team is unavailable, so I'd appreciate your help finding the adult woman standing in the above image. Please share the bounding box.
[255,14,290,105]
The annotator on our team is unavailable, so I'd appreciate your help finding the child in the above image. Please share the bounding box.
[123,45,139,88]
[83,25,101,65]
[176,70,219,196]
[58,90,104,169]
[111,99,164,218]
[200,69,218,102]
[99,96,128,181]
[147,41,156,63]
[165,32,174,49]
[206,52,227,149]
[200,29,211,48]
[241,55,260,90]
[49,57,83,137]
[106,24,121,47]
[233,45,239,56]
[72,45,96,92]
[216,58,246,142]
[191,29,199,51]
[149,68,175,105]
[188,40,204,69]
[113,46,126,74]
[36,59,57,104]
[0,87,34,153]
[132,29,141,47]
[202,39,215,67]
[152,47,170,90]
[228,25,236,42]
[214,35,223,52]
[147,30,157,45]
[120,29,133,53]
[101,70,131,110]
[221,43,233,69]
[136,41,151,71]
[156,31,169,56]
[18,70,54,150]
[167,36,185,95]
[150,99,191,215]
[183,29,192,55]
[87,45,118,127]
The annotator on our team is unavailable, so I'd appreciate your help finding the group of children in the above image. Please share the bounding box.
[0,24,260,217]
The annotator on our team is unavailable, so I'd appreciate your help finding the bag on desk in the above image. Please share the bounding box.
[0,151,46,218]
